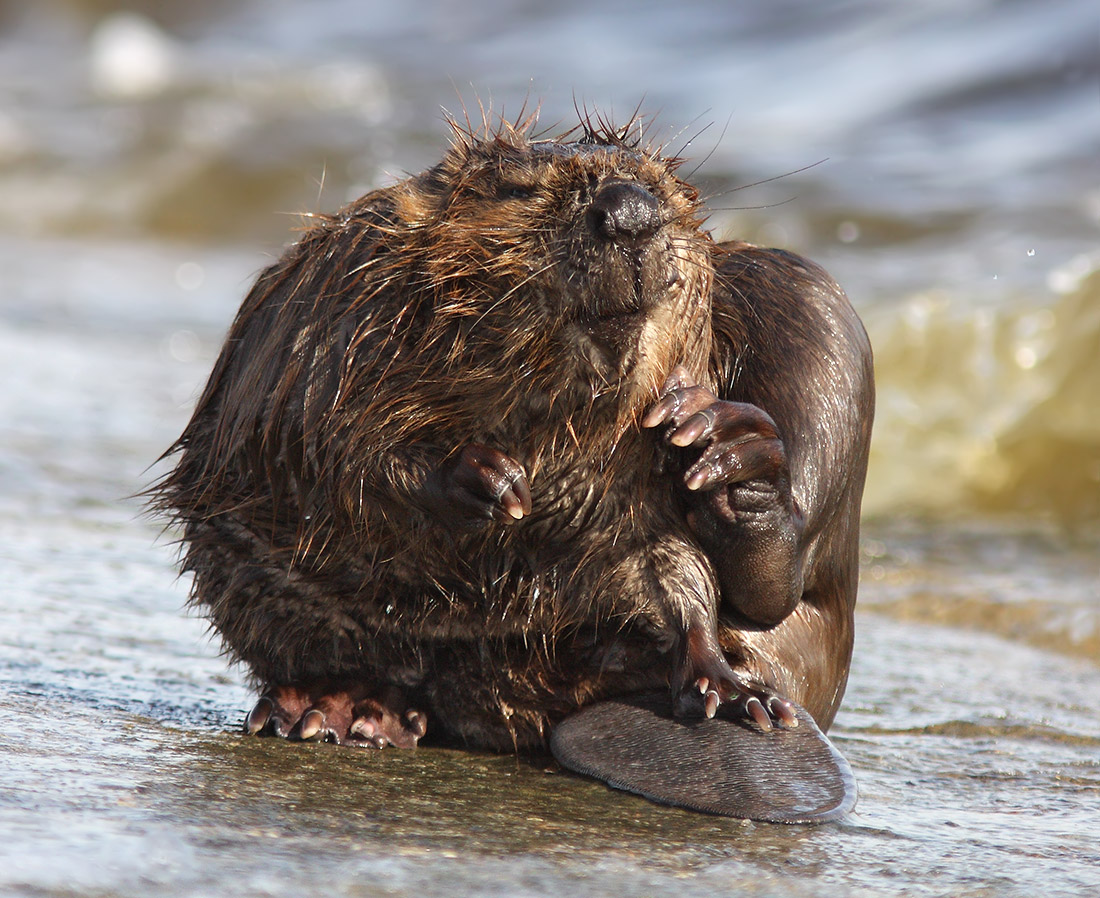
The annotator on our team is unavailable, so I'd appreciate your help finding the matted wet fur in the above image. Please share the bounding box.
[152,110,874,752]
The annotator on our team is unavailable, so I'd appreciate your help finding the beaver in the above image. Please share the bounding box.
[153,113,873,763]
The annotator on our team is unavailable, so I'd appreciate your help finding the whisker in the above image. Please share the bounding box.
[699,158,829,206]
[681,111,731,181]
[704,196,801,215]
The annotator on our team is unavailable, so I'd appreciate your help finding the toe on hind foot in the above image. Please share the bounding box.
[245,681,427,749]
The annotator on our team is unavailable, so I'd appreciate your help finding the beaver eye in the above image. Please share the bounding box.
[501,184,533,200]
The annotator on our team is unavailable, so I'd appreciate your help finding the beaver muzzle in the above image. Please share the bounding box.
[587,179,662,244]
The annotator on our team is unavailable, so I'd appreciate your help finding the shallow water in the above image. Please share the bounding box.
[4,509,1100,897]
[2,1,1099,896]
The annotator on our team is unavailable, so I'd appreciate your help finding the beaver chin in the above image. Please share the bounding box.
[581,307,649,356]
[569,282,687,381]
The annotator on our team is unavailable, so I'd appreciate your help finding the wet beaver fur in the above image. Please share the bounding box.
[154,113,874,753]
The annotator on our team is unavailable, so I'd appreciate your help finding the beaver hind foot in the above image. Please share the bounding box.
[672,614,798,730]
[245,682,427,749]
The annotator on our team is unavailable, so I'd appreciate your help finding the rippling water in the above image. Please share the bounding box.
[1,1,1098,896]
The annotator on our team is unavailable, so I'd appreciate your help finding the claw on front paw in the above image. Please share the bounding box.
[642,364,787,493]
[442,443,531,524]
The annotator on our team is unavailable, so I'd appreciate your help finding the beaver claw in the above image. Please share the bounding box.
[689,676,798,730]
[643,365,787,493]
[674,623,797,731]
[245,682,427,749]
[425,442,531,524]
[677,669,798,732]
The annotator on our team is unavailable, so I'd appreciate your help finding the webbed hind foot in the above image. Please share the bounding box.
[674,620,797,731]
[245,681,427,748]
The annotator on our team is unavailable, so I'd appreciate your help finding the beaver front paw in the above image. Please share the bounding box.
[644,365,805,628]
[642,365,788,493]
[245,681,427,749]
[423,443,531,524]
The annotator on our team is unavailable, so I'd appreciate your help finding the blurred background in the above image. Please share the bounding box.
[1,2,1098,896]
[2,0,1097,521]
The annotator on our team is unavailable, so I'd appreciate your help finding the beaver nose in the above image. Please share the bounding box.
[588,180,662,242]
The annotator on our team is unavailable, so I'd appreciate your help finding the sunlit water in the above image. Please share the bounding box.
[2,1,1098,895]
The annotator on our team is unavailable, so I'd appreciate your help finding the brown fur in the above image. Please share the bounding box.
[152,113,873,750]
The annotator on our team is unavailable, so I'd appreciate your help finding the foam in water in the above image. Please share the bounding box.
[864,259,1100,522]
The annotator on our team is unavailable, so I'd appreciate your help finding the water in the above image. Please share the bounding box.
[2,1,1098,895]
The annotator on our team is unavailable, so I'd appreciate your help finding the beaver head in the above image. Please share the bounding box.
[167,118,721,527]
[380,120,717,415]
